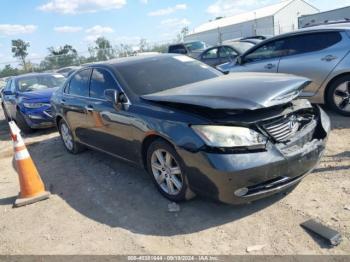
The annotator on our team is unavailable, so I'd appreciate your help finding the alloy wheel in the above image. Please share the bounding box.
[151,149,183,195]
[60,122,74,151]
[333,81,350,113]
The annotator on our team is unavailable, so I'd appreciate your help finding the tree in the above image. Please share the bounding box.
[176,26,189,42]
[11,39,30,71]
[138,38,148,52]
[94,37,115,61]
[0,64,19,78]
[45,44,79,69]
[148,43,168,53]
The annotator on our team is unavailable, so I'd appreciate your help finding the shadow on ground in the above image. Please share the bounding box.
[324,108,350,130]
[5,108,348,236]
[23,136,287,237]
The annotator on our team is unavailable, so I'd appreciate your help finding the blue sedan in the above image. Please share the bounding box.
[1,73,65,133]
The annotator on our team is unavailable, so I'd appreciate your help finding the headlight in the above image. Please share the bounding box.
[23,102,49,109]
[192,125,267,148]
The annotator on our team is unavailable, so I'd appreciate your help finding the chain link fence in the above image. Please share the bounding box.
[0,39,175,77]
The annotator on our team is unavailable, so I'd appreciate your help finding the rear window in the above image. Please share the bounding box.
[285,32,342,55]
[114,56,221,96]
[168,45,187,54]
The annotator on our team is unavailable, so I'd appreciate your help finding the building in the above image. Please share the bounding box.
[185,0,319,46]
[298,6,350,28]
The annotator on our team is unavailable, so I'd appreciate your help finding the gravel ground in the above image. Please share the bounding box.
[0,107,349,255]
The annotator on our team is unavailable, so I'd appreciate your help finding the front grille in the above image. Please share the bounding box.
[261,113,314,142]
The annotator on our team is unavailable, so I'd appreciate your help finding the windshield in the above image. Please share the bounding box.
[115,55,221,96]
[229,41,255,54]
[184,41,207,52]
[17,74,65,92]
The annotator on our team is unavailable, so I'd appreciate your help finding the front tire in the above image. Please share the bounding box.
[15,110,33,133]
[58,119,85,154]
[326,75,350,116]
[1,103,10,121]
[146,139,195,202]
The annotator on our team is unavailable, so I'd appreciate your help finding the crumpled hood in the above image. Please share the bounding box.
[141,73,311,111]
[19,88,56,101]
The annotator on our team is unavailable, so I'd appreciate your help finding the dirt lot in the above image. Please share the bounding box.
[0,107,349,255]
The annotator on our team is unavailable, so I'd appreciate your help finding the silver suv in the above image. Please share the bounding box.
[217,23,350,116]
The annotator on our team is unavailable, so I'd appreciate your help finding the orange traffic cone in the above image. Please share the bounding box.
[8,121,50,207]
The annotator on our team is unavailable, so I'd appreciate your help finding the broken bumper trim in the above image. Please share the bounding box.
[178,106,329,205]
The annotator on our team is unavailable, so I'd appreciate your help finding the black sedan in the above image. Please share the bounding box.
[199,40,261,67]
[51,54,330,204]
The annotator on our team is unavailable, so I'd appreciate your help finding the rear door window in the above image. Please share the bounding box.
[67,69,91,97]
[285,32,342,56]
[219,46,238,58]
[90,68,118,99]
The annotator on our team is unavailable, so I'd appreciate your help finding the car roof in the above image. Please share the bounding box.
[297,22,350,32]
[169,41,204,46]
[85,53,181,68]
[265,23,350,42]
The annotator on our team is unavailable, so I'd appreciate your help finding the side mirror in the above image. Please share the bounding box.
[236,56,243,65]
[104,89,119,104]
[3,90,13,96]
[104,89,128,107]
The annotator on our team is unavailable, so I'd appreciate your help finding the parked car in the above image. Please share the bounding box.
[55,66,81,77]
[168,41,208,59]
[240,35,272,41]
[200,40,261,67]
[0,78,8,103]
[1,73,65,132]
[51,54,329,204]
[217,23,350,116]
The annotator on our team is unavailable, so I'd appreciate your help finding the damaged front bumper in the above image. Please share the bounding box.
[178,105,330,204]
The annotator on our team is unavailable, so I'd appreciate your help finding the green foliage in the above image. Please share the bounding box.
[0,64,20,78]
[2,32,185,77]
[42,45,79,70]
[11,39,30,70]
[176,27,189,42]
[94,37,116,61]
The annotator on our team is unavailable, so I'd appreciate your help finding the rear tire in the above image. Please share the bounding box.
[1,103,10,121]
[15,110,33,133]
[326,75,350,116]
[146,138,195,202]
[58,119,85,154]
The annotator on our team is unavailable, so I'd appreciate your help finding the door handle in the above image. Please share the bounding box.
[85,105,94,112]
[264,63,276,69]
[321,55,337,62]
[60,99,66,105]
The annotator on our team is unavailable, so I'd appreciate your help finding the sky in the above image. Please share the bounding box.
[0,0,350,66]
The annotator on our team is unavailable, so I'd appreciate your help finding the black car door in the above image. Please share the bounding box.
[83,67,137,161]
[201,47,220,67]
[218,46,239,65]
[61,68,92,144]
